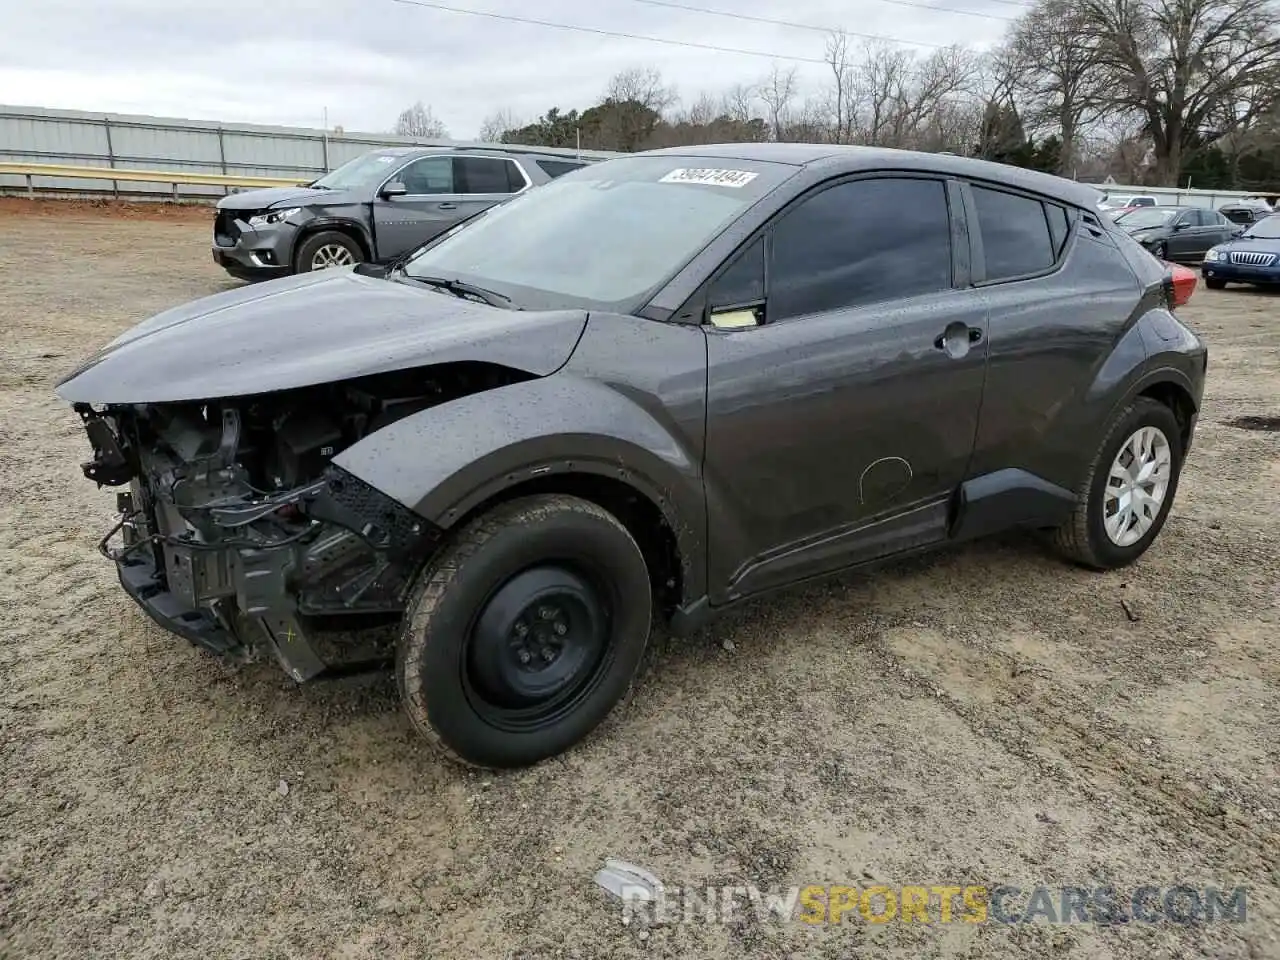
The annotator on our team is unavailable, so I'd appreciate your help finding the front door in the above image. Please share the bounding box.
[1168,209,1212,259]
[701,175,989,601]
[372,155,521,260]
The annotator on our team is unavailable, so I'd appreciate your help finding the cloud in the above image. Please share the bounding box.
[0,0,1013,136]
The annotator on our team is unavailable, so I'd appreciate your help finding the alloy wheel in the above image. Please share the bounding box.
[310,244,356,269]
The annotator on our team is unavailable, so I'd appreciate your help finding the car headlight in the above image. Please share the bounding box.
[247,207,301,228]
[1204,248,1225,261]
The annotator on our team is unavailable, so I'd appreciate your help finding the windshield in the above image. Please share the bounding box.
[401,154,793,312]
[312,151,408,191]
[1243,214,1280,239]
[1116,208,1177,229]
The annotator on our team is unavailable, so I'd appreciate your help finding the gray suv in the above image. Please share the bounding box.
[212,146,594,280]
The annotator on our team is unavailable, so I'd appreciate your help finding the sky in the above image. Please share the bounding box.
[0,0,1021,138]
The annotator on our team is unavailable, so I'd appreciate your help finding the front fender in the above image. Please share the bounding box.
[330,374,708,599]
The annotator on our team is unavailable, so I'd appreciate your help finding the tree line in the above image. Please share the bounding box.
[397,0,1280,189]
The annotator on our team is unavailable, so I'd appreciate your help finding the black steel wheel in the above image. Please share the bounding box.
[397,494,652,769]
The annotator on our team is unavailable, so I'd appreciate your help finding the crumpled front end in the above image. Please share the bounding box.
[75,388,444,681]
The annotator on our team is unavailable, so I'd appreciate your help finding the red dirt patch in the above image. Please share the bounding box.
[0,196,214,223]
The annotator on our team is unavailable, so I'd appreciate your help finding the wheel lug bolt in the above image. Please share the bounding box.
[540,647,555,662]
[538,606,554,620]
[517,649,532,665]
[514,622,528,637]
[554,622,567,636]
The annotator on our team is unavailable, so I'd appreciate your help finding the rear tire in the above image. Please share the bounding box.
[396,494,653,769]
[1051,398,1184,570]
[294,230,363,274]
[1205,277,1227,290]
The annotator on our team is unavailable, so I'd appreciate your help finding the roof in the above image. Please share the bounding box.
[636,142,1104,210]
[389,144,602,163]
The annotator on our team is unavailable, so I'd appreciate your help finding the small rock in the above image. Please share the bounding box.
[722,639,736,652]
[1142,738,1153,747]
[638,930,650,941]
[276,780,289,797]
[690,842,709,858]
[621,915,631,926]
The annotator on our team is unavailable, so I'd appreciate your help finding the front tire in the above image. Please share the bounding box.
[294,230,363,274]
[1205,277,1227,290]
[1052,398,1184,570]
[396,494,653,769]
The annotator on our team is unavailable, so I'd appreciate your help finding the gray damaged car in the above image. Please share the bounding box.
[59,145,1207,769]
[212,145,598,280]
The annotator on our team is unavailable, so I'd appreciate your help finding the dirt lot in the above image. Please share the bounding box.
[1,200,1278,960]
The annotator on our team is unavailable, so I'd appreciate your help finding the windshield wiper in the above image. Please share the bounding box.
[396,272,516,309]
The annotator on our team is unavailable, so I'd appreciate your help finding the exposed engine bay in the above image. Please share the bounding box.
[77,363,531,681]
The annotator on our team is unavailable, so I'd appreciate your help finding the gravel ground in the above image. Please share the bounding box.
[1,200,1278,960]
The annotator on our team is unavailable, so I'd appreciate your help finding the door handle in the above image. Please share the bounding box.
[437,202,457,210]
[934,323,984,352]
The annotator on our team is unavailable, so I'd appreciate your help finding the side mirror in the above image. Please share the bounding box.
[381,181,407,198]
[1173,221,1190,231]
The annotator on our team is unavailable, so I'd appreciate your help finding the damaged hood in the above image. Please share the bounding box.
[55,269,589,404]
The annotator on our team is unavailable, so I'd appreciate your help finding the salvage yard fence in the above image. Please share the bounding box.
[0,104,1264,210]
[0,104,616,202]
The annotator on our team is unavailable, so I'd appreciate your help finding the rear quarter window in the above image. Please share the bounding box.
[971,185,1057,281]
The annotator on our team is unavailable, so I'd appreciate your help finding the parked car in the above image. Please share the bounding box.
[1218,196,1276,226]
[58,144,1206,769]
[1201,212,1280,289]
[211,146,596,280]
[1103,194,1157,210]
[1113,205,1241,261]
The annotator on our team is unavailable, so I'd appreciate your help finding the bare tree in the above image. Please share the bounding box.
[889,45,983,148]
[824,31,855,143]
[606,67,679,116]
[850,41,913,146]
[394,101,448,139]
[759,64,799,141]
[1081,0,1280,184]
[721,83,761,124]
[477,108,522,143]
[1008,0,1111,175]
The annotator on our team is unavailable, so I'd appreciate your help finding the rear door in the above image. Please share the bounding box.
[701,175,990,600]
[963,182,1142,492]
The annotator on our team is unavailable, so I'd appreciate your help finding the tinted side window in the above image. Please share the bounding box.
[972,186,1055,280]
[455,156,519,194]
[770,177,952,320]
[536,159,588,179]
[398,156,453,194]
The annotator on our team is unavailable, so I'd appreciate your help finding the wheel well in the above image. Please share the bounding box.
[451,474,685,618]
[294,222,371,267]
[1139,380,1196,449]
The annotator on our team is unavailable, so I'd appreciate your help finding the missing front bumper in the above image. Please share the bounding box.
[98,465,440,682]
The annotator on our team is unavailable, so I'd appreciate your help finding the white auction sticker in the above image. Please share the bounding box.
[658,168,759,188]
